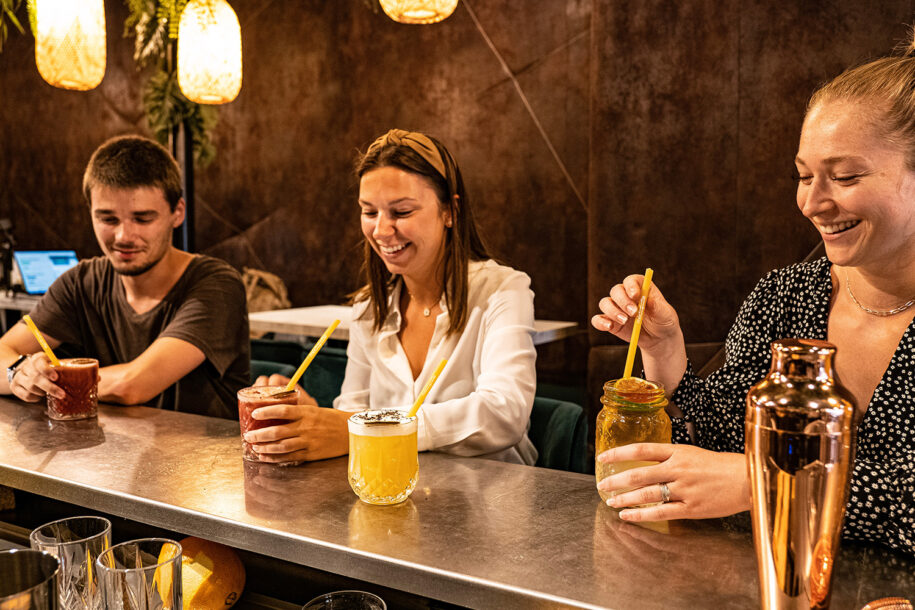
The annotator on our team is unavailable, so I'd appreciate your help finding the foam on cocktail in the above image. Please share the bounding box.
[239,386,295,400]
[57,358,97,368]
[349,409,416,434]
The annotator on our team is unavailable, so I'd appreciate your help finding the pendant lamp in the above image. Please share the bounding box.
[35,0,106,91]
[177,0,242,105]
[379,0,459,24]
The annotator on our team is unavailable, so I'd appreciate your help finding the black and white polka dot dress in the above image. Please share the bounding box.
[670,256,915,555]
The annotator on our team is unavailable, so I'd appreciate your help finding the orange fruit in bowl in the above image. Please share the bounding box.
[178,537,246,609]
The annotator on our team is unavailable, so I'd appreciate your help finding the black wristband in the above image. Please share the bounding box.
[6,354,28,385]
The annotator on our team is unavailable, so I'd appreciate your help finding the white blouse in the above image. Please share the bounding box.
[334,260,538,465]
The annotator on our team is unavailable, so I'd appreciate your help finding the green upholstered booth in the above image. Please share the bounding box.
[528,396,588,473]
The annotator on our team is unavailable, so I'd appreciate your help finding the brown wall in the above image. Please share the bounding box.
[1,0,913,398]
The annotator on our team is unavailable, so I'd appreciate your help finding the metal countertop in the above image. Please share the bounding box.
[0,398,912,609]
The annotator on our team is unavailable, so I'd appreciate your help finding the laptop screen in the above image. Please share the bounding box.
[13,250,79,295]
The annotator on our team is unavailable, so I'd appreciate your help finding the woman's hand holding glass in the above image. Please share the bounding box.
[248,374,349,462]
[596,443,750,521]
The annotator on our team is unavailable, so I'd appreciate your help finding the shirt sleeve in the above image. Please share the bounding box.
[26,265,84,347]
[333,303,372,412]
[414,272,536,456]
[158,262,249,376]
[669,270,784,453]
[843,454,915,554]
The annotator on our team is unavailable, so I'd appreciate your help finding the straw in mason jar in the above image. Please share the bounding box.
[622,268,653,379]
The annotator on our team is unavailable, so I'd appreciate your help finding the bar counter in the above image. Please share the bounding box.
[0,398,912,608]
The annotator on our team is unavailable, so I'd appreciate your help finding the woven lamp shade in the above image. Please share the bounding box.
[178,0,242,105]
[379,0,459,24]
[35,0,106,91]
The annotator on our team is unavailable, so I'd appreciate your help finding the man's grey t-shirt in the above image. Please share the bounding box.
[28,255,250,419]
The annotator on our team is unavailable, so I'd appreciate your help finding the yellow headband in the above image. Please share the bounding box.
[368,129,448,179]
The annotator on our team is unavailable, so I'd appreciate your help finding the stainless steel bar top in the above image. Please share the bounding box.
[0,398,912,609]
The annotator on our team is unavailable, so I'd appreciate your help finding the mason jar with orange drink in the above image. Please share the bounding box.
[595,376,671,506]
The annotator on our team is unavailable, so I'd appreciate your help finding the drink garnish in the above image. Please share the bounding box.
[267,390,297,400]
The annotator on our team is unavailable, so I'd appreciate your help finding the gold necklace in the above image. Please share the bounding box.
[844,270,915,317]
[408,291,439,317]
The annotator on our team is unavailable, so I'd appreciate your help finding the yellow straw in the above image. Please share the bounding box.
[22,315,60,367]
[284,319,341,392]
[408,359,447,418]
[622,268,653,379]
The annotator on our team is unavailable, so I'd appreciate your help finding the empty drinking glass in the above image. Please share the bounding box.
[95,538,182,610]
[30,516,111,610]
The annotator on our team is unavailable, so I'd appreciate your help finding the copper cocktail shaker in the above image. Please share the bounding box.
[745,339,857,609]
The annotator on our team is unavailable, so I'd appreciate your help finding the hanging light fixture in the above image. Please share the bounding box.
[34,0,106,91]
[379,0,459,24]
[177,0,242,105]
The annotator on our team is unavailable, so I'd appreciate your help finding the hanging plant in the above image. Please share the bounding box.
[125,0,218,166]
[0,0,34,52]
[143,68,217,164]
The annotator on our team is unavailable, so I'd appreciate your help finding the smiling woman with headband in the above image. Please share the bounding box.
[247,129,538,465]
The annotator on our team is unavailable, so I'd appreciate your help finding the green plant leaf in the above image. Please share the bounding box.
[25,0,35,37]
[0,0,25,53]
[142,67,218,166]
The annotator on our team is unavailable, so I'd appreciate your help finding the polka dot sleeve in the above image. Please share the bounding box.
[843,456,915,552]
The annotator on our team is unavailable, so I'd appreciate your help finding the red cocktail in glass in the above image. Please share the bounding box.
[237,385,300,465]
[47,358,99,421]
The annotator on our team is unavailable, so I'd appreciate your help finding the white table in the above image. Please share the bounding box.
[0,292,40,333]
[249,305,579,346]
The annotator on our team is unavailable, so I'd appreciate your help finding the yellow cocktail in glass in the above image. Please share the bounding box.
[348,409,418,505]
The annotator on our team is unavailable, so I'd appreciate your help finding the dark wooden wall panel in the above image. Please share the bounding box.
[588,0,914,369]
[0,0,590,382]
[589,0,740,347]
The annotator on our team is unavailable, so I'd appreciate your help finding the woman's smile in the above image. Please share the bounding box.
[378,242,409,255]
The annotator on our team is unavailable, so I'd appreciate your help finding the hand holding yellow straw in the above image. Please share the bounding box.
[622,268,653,379]
[408,359,447,418]
[22,315,60,367]
[283,319,341,393]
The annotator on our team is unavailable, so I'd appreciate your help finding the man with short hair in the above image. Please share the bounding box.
[1,135,249,418]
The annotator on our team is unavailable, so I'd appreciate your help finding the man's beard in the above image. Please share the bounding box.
[112,259,159,276]
[109,246,163,277]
